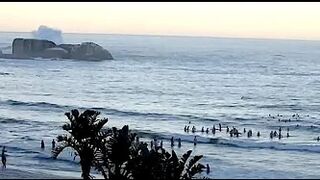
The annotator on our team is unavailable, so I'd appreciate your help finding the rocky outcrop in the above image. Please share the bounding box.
[58,42,113,60]
[12,38,56,58]
[1,38,113,60]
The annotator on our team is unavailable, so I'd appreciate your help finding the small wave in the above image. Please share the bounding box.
[217,139,320,153]
[0,117,31,125]
[274,72,320,76]
[1,99,220,123]
[1,99,71,111]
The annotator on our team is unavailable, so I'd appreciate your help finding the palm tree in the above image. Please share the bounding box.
[52,109,108,179]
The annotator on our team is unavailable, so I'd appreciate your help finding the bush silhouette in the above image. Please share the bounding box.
[53,109,206,179]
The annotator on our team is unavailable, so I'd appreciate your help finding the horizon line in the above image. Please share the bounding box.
[0,30,319,42]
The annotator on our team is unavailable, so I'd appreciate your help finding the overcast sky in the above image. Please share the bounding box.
[0,2,320,40]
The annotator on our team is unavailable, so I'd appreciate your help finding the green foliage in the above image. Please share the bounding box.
[52,109,108,179]
[53,109,206,179]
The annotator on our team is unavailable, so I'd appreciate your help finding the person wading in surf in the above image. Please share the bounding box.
[1,146,7,169]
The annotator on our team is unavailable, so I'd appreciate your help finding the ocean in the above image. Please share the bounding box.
[1,32,320,178]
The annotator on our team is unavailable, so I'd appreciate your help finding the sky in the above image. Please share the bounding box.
[0,2,320,40]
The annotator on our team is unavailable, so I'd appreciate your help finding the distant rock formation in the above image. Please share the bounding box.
[0,38,113,60]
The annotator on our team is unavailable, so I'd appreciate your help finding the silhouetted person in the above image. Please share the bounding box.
[201,127,204,133]
[279,127,282,133]
[52,139,56,149]
[2,146,6,169]
[41,140,45,149]
[270,131,274,139]
[317,137,320,142]
[219,123,222,132]
[206,128,209,134]
[247,130,252,138]
[257,131,261,137]
[136,136,140,143]
[194,136,197,146]
[243,128,246,133]
[226,126,229,133]
[278,132,282,139]
[212,125,216,134]
[189,121,191,124]
[171,137,174,147]
[73,152,78,161]
[273,131,278,137]
[160,140,163,148]
[184,126,187,132]
[186,126,190,132]
[192,126,196,133]
[178,138,181,148]
[206,164,210,174]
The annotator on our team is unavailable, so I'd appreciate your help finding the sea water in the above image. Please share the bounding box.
[1,32,320,178]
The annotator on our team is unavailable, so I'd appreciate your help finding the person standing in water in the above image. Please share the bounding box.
[219,123,222,132]
[206,128,209,134]
[192,126,196,133]
[194,136,197,146]
[52,139,56,149]
[171,137,174,147]
[41,140,45,149]
[212,125,216,134]
[2,146,7,169]
[178,138,181,148]
[206,164,210,174]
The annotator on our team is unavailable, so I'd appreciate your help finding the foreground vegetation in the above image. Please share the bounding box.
[52,109,206,179]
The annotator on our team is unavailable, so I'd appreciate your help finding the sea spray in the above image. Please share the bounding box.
[32,25,63,44]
